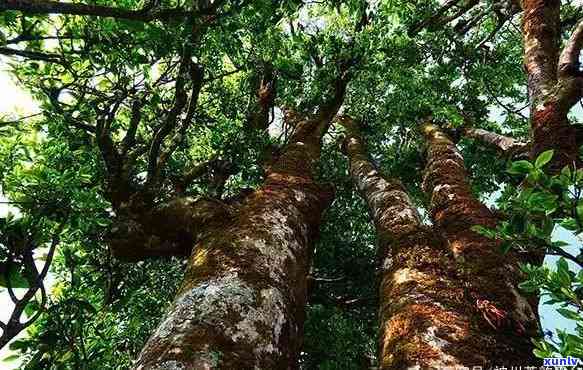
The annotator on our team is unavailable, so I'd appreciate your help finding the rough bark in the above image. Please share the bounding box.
[133,75,348,368]
[522,0,582,172]
[339,117,473,367]
[340,117,537,367]
[108,197,233,261]
[421,123,539,365]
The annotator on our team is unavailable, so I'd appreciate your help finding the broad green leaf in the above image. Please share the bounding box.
[557,308,581,321]
[508,160,534,175]
[535,150,554,168]
[0,263,29,289]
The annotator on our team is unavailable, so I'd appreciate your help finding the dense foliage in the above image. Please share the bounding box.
[0,0,581,368]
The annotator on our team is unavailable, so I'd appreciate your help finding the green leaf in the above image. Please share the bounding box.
[560,218,579,231]
[470,225,496,238]
[0,263,29,289]
[576,201,583,223]
[535,150,554,168]
[557,308,581,321]
[518,280,539,293]
[24,300,40,317]
[533,349,546,358]
[2,354,19,363]
[556,258,572,285]
[8,339,28,351]
[561,165,572,179]
[508,160,534,175]
[500,240,512,254]
[552,240,570,248]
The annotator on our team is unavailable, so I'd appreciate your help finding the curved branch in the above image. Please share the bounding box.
[559,19,583,77]
[146,56,190,187]
[459,126,528,157]
[0,222,65,350]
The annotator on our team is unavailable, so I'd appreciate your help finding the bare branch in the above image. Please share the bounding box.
[408,0,462,36]
[121,100,143,157]
[156,63,205,173]
[246,62,277,130]
[0,112,43,127]
[0,222,65,349]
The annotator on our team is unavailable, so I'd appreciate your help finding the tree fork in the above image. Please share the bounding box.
[339,116,481,367]
[522,0,582,172]
[133,70,349,367]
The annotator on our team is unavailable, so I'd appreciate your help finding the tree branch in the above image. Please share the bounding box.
[146,56,190,187]
[458,126,529,157]
[0,0,193,23]
[0,222,65,350]
[408,0,462,36]
[558,19,583,78]
[121,99,143,158]
[0,46,64,64]
[156,63,205,173]
[108,196,233,261]
[246,62,277,130]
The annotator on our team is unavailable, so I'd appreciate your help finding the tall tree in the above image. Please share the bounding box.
[134,69,350,368]
[339,116,470,367]
[2,0,582,367]
[421,122,539,363]
[340,115,540,366]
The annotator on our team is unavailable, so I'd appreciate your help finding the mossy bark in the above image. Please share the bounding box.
[340,118,466,367]
[421,123,539,366]
[522,0,580,172]
[341,117,536,368]
[133,109,340,369]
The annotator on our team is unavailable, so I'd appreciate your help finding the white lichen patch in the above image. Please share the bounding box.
[379,204,419,227]
[242,236,296,284]
[230,286,287,357]
[150,273,255,343]
[292,188,306,203]
[148,360,187,370]
[382,256,393,271]
[433,184,453,195]
[143,273,289,366]
[420,326,464,366]
[393,268,430,285]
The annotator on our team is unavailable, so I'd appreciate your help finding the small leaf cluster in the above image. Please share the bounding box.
[473,150,583,357]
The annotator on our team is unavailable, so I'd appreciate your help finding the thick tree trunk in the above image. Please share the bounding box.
[522,0,581,172]
[134,116,333,369]
[339,117,474,367]
[134,72,348,368]
[341,117,537,367]
[421,123,539,365]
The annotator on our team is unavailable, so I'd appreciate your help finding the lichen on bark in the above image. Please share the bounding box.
[134,84,345,368]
